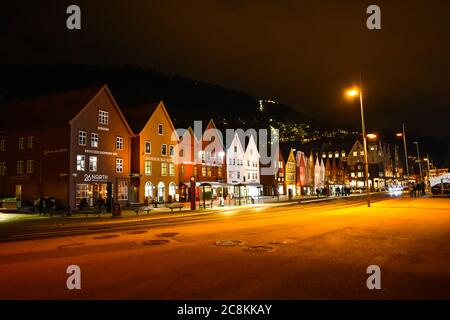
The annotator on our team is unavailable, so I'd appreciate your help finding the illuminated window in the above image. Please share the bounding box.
[145,160,152,176]
[353,151,357,156]
[0,162,6,175]
[360,151,365,156]
[89,156,97,172]
[202,165,207,176]
[26,160,34,174]
[0,139,6,151]
[117,180,128,200]
[116,158,123,173]
[18,137,25,149]
[91,133,99,148]
[218,167,223,178]
[17,160,24,174]
[99,110,109,125]
[28,136,36,148]
[77,155,85,171]
[169,163,175,176]
[116,136,123,150]
[161,162,168,176]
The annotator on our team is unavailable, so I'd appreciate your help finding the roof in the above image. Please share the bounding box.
[122,102,160,135]
[0,85,103,133]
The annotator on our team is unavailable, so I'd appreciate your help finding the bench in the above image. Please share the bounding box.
[166,203,184,212]
[134,206,153,216]
[79,208,102,218]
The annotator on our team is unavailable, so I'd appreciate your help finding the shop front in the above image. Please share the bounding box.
[74,173,129,208]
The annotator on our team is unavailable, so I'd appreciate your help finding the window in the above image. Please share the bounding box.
[0,139,5,151]
[17,160,24,174]
[117,180,128,200]
[247,160,250,167]
[28,136,36,148]
[161,144,167,156]
[234,146,237,152]
[237,171,241,179]
[193,165,198,176]
[360,151,365,156]
[78,131,86,146]
[116,136,123,150]
[26,160,34,174]
[89,156,97,172]
[357,172,364,178]
[218,167,223,178]
[161,162,168,175]
[145,141,151,154]
[342,151,346,157]
[169,145,174,157]
[18,137,25,149]
[169,163,175,176]
[0,162,6,175]
[145,160,152,176]
[353,151,358,156]
[248,173,251,180]
[77,155,85,171]
[181,164,185,176]
[158,123,163,135]
[116,158,123,173]
[99,110,109,125]
[207,166,211,177]
[202,165,207,176]
[91,133,99,148]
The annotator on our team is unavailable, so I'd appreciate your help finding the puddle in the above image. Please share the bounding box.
[157,232,180,237]
[215,240,244,247]
[142,239,170,245]
[248,245,277,252]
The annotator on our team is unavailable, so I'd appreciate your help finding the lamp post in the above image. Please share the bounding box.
[413,141,423,182]
[396,123,409,181]
[346,87,370,207]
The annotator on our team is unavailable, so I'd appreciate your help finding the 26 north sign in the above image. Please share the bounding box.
[83,174,108,182]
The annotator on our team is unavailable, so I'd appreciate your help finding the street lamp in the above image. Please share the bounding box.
[346,87,370,207]
[413,141,423,182]
[396,123,410,181]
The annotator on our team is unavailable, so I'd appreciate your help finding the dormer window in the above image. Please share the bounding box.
[99,110,109,125]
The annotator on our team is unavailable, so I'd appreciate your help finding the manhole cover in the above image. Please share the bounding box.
[270,240,288,245]
[248,245,277,252]
[157,232,179,237]
[58,242,86,249]
[93,234,120,239]
[215,240,244,247]
[142,239,170,245]
[127,230,148,235]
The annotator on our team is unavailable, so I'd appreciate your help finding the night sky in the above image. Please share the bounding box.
[1,0,450,143]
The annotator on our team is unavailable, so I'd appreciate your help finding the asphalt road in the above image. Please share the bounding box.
[0,195,449,299]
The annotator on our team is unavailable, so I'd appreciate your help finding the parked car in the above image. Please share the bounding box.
[431,183,450,195]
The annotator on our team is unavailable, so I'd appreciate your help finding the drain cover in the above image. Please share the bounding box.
[142,239,170,245]
[248,245,276,252]
[270,240,288,245]
[215,240,244,247]
[58,242,86,249]
[157,232,179,237]
[127,230,148,235]
[93,234,120,239]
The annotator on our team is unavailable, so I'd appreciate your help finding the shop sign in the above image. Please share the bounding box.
[83,174,108,182]
[85,149,118,156]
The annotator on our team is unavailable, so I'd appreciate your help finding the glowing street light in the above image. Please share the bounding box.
[345,86,370,207]
[366,133,377,140]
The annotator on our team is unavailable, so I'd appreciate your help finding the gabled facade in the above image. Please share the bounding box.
[0,85,133,210]
[125,101,179,203]
[243,134,261,197]
[284,148,297,196]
